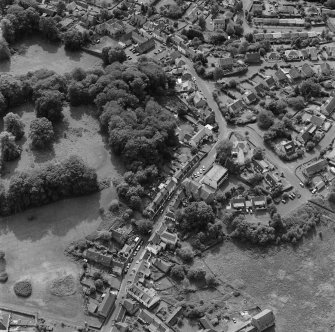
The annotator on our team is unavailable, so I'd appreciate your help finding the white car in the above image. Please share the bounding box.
[299,182,304,187]
[312,188,317,194]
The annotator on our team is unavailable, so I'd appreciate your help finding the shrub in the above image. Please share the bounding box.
[94,279,103,289]
[176,248,194,264]
[170,265,185,280]
[187,268,206,281]
[109,199,119,211]
[14,280,32,297]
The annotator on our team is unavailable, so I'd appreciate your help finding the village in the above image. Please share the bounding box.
[3,0,335,330]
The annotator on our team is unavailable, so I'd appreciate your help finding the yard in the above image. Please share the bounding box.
[203,214,335,332]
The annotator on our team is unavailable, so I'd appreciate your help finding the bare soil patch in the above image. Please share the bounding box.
[49,274,76,297]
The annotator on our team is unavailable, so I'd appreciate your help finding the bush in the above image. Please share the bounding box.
[170,265,185,280]
[257,110,274,130]
[176,248,194,264]
[135,219,153,235]
[187,268,206,281]
[94,279,103,289]
[109,199,119,212]
[206,275,219,288]
[14,280,32,297]
[29,117,54,149]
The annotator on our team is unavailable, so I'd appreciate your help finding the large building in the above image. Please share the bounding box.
[305,159,328,177]
[201,164,228,190]
[251,309,275,331]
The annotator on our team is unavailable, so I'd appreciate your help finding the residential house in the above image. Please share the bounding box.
[321,96,335,116]
[199,184,215,203]
[301,63,315,78]
[310,115,325,128]
[98,291,117,318]
[245,52,261,64]
[242,91,257,104]
[85,249,112,267]
[152,258,172,273]
[152,29,168,43]
[166,307,183,326]
[228,99,245,113]
[160,231,178,247]
[213,18,226,31]
[300,49,309,60]
[253,159,269,173]
[251,309,275,332]
[201,164,228,190]
[232,140,249,165]
[307,47,318,61]
[284,50,301,61]
[274,68,288,83]
[288,66,301,82]
[189,125,213,147]
[231,197,246,210]
[305,159,328,177]
[128,283,160,309]
[176,80,195,93]
[252,3,263,16]
[278,5,294,15]
[252,196,267,210]
[253,82,267,97]
[136,38,155,54]
[175,58,186,68]
[265,172,280,187]
[122,298,139,315]
[268,52,281,61]
[199,317,216,331]
[319,62,332,76]
[264,76,276,89]
[130,13,147,27]
[281,140,296,155]
[0,312,9,332]
[218,57,234,70]
[192,91,207,109]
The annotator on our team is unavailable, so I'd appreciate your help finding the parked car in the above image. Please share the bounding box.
[299,182,304,187]
[281,199,286,204]
[312,188,317,194]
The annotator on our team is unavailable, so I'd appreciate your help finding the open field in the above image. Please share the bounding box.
[203,219,335,332]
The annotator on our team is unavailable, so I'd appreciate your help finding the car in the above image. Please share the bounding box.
[233,318,237,323]
[289,194,294,200]
[291,192,296,198]
[312,188,317,194]
[281,199,286,204]
[199,170,203,174]
[96,39,100,43]
[299,182,304,187]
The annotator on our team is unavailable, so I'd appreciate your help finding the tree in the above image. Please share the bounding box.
[234,24,244,36]
[0,40,10,61]
[1,18,15,43]
[226,22,235,36]
[102,46,127,65]
[257,110,274,130]
[178,201,215,232]
[187,268,206,281]
[56,1,66,16]
[245,33,254,43]
[198,15,206,30]
[100,8,110,21]
[0,131,21,161]
[29,117,54,149]
[135,219,153,235]
[170,265,185,280]
[325,0,335,9]
[3,112,25,140]
[253,147,263,160]
[39,17,59,41]
[64,29,84,51]
[288,96,304,111]
[306,141,315,151]
[300,79,321,99]
[216,139,233,165]
[176,248,194,263]
[35,90,64,122]
[206,275,219,288]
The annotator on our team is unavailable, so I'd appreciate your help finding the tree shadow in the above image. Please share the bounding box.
[69,104,96,121]
[31,145,56,164]
[0,59,11,73]
[53,118,70,143]
[0,257,6,273]
[65,49,83,62]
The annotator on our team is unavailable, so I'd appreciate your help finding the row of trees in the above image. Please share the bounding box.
[0,155,98,215]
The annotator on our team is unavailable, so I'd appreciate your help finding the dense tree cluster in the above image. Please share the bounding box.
[29,117,54,149]
[102,46,127,65]
[64,29,87,51]
[0,40,11,61]
[0,131,21,161]
[257,110,274,130]
[177,201,215,233]
[0,155,98,215]
[3,112,25,140]
[35,90,64,122]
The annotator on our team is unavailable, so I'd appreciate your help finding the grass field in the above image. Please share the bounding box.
[203,219,335,332]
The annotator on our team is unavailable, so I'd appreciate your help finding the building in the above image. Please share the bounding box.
[85,249,112,267]
[0,312,9,332]
[160,231,178,247]
[231,197,246,210]
[245,52,261,64]
[122,298,139,315]
[301,63,315,78]
[253,159,269,173]
[305,159,328,177]
[281,140,295,155]
[199,317,216,331]
[265,173,280,187]
[228,99,245,113]
[274,68,288,83]
[166,306,183,326]
[218,57,233,69]
[190,125,213,147]
[251,309,275,331]
[284,50,301,61]
[98,291,117,318]
[136,38,155,54]
[201,164,228,190]
[320,96,335,116]
[213,18,226,31]
[242,91,257,104]
[288,67,301,82]
[252,196,267,210]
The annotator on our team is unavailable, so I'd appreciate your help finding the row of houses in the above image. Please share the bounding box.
[254,17,305,26]
[229,196,267,211]
[254,30,320,42]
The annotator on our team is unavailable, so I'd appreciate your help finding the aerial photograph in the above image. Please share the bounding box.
[2,0,335,331]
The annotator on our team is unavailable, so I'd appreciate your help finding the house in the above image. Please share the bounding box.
[0,312,9,332]
[278,5,294,15]
[264,76,276,89]
[305,159,328,177]
[281,140,296,155]
[268,52,281,61]
[253,159,269,173]
[310,115,325,128]
[85,249,112,267]
[252,196,267,210]
[98,291,117,318]
[218,57,233,69]
[252,3,263,16]
[87,299,98,315]
[315,180,325,191]
[251,309,275,332]
[321,96,335,116]
[288,67,301,82]
[245,52,261,64]
[175,58,186,68]
[284,50,301,61]
[182,178,202,200]
[189,125,213,147]
[201,164,228,190]
[307,47,318,61]
[301,63,315,78]
[242,91,257,104]
[319,62,332,76]
[231,197,246,210]
[122,298,139,315]
[166,307,183,326]
[128,283,160,308]
[232,140,248,165]
[228,99,245,113]
[274,68,288,83]
[136,38,155,54]
[265,173,280,187]
[153,258,172,273]
[160,231,178,247]
[199,317,216,331]
[253,82,267,96]
[130,13,147,27]
[213,18,226,31]
[200,184,215,203]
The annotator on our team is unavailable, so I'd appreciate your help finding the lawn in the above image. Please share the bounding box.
[203,213,335,332]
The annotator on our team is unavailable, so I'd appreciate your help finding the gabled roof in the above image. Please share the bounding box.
[301,63,314,77]
[229,99,244,112]
[98,291,116,318]
[275,68,288,81]
[289,67,301,80]
[245,52,261,63]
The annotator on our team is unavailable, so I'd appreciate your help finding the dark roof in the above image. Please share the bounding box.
[301,63,314,77]
[325,96,335,115]
[98,292,116,318]
[137,38,155,54]
[289,67,301,80]
[86,249,112,266]
[275,69,288,81]
[305,159,327,176]
[245,52,261,63]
